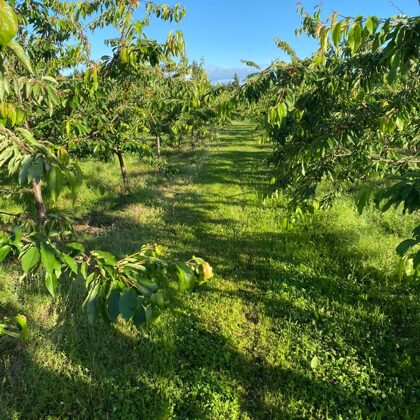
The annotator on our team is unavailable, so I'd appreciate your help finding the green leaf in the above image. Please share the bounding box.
[119,288,138,320]
[0,245,11,263]
[86,283,100,325]
[0,146,13,167]
[122,263,147,272]
[413,250,420,270]
[21,246,40,273]
[349,22,363,55]
[24,81,32,99]
[6,102,16,126]
[28,156,44,183]
[86,272,95,286]
[107,287,120,322]
[67,242,85,254]
[80,261,87,279]
[319,26,328,51]
[48,166,64,202]
[198,262,213,283]
[40,242,60,276]
[11,225,22,246]
[15,108,25,126]
[7,40,33,74]
[14,314,28,341]
[44,84,60,107]
[0,0,19,47]
[396,239,417,257]
[61,253,78,275]
[139,279,158,293]
[132,305,147,329]
[92,250,117,266]
[150,291,165,309]
[64,169,77,197]
[73,163,83,186]
[332,22,342,47]
[365,16,379,35]
[395,115,405,131]
[16,127,35,144]
[176,263,196,292]
[268,107,278,124]
[135,282,153,298]
[18,155,33,185]
[277,102,287,119]
[356,187,372,215]
[387,52,400,84]
[44,272,57,297]
[145,305,154,323]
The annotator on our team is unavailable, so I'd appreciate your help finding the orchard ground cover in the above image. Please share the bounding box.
[1,122,419,418]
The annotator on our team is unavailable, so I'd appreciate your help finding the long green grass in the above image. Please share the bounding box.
[1,122,419,419]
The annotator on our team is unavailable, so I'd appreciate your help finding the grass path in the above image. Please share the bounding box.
[1,122,418,419]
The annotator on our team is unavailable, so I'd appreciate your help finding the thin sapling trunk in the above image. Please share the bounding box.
[116,150,129,187]
[32,178,47,222]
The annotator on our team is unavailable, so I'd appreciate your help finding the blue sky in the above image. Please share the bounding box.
[90,0,419,82]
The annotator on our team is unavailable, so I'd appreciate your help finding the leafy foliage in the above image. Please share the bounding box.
[0,0,214,339]
[241,6,419,278]
[1,223,213,331]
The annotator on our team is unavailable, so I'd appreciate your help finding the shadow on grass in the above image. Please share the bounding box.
[50,188,418,417]
[0,334,175,418]
[0,274,183,418]
[170,313,369,419]
[1,123,418,418]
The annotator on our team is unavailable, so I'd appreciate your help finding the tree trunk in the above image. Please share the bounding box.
[32,178,47,222]
[116,150,129,186]
[156,136,161,160]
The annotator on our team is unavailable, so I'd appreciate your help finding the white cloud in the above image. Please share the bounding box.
[205,65,256,83]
